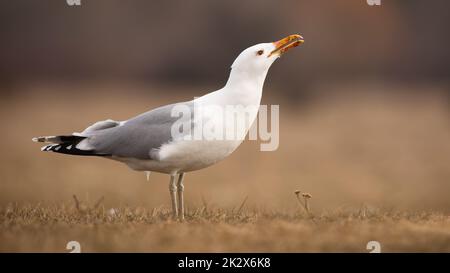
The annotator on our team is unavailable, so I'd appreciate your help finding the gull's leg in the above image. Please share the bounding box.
[169,174,178,219]
[176,172,185,221]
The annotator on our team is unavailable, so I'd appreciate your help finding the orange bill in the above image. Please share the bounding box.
[269,34,304,57]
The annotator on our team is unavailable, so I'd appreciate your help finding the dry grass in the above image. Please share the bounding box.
[1,202,449,252]
[0,83,449,252]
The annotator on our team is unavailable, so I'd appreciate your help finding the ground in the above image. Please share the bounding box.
[0,83,449,252]
[1,203,449,252]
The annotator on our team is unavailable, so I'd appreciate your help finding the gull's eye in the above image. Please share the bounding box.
[256,50,264,56]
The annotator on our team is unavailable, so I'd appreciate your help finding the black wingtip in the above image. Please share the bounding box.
[40,141,110,157]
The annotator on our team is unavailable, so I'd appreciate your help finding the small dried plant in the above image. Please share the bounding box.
[294,190,316,223]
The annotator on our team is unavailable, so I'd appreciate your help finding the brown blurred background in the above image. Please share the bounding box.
[0,0,449,212]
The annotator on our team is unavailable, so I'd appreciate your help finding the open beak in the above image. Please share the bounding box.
[268,34,304,57]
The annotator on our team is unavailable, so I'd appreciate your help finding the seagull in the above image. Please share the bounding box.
[32,34,304,221]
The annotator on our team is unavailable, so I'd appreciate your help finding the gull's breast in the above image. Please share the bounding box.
[110,139,242,174]
[157,138,244,172]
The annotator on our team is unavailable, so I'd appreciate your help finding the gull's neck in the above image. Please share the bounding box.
[221,68,268,106]
[225,67,268,91]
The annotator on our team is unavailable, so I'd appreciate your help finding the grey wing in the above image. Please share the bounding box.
[78,101,193,160]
